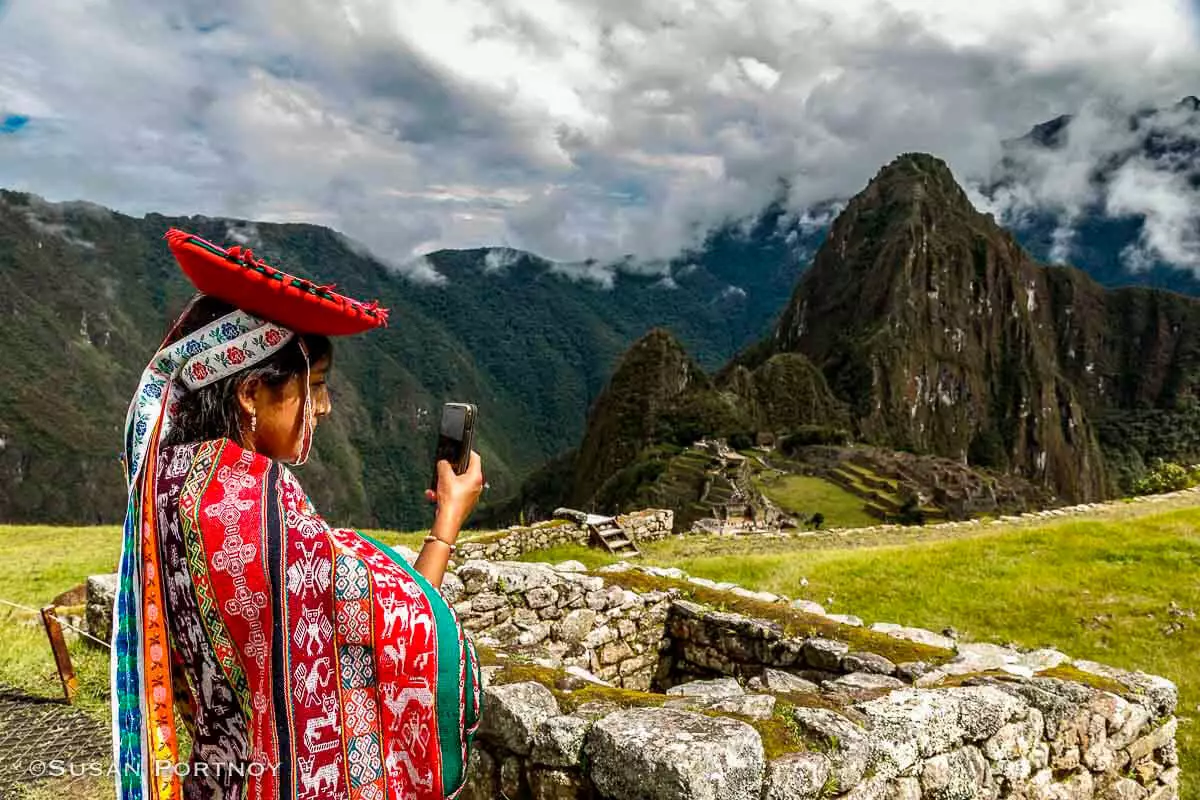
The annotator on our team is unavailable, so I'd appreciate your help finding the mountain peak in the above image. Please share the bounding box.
[1179,95,1200,112]
[777,153,979,298]
[859,153,973,214]
[772,151,998,365]
[770,151,1116,502]
[569,327,709,505]
[877,152,957,182]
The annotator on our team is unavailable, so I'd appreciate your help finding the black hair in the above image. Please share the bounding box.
[161,294,333,448]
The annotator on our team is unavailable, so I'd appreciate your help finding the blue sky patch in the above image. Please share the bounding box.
[1,114,29,134]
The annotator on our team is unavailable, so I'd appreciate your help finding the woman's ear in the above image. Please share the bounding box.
[235,377,260,419]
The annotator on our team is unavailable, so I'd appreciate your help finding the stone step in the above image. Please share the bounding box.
[863,503,890,520]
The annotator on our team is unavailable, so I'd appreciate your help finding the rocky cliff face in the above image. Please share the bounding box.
[772,154,1107,500]
[1043,268,1200,411]
[569,330,711,506]
[554,153,1200,511]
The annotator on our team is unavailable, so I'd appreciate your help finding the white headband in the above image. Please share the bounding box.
[124,310,294,482]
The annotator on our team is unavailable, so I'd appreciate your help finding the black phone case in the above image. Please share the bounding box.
[430,403,476,491]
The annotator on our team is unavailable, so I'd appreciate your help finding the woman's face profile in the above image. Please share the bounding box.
[240,357,333,461]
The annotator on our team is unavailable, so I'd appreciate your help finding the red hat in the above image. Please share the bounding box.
[165,228,389,336]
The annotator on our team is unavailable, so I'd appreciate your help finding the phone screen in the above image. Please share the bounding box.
[431,403,473,490]
[439,405,467,441]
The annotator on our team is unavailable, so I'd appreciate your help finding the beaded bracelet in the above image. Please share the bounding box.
[423,534,457,553]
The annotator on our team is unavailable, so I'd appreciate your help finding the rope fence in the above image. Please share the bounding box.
[0,597,111,649]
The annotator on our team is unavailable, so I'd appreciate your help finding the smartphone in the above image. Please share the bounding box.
[430,402,477,492]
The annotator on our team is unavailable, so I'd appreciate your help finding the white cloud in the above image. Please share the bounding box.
[386,254,449,286]
[483,247,524,273]
[547,259,617,289]
[979,96,1200,271]
[1108,158,1200,269]
[0,0,1197,272]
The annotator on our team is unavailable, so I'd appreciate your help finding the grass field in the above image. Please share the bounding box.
[4,500,1198,797]
[526,501,1200,797]
[0,525,121,715]
[754,473,878,529]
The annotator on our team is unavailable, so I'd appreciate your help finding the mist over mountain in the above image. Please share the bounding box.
[4,96,1200,527]
[977,96,1200,296]
[505,153,1200,522]
[0,189,820,526]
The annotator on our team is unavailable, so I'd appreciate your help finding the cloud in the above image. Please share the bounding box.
[1108,156,1200,269]
[977,96,1200,272]
[483,247,524,273]
[386,254,449,286]
[0,0,1198,273]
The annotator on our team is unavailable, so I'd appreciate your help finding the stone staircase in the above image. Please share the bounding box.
[586,515,641,557]
[826,458,948,522]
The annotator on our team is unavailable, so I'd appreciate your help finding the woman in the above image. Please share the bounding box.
[114,230,482,800]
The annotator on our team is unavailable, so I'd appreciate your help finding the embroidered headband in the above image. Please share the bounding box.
[122,309,294,481]
[122,229,390,482]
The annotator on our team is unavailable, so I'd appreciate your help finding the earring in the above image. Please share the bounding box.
[249,411,257,433]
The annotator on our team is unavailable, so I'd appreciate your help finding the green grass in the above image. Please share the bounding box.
[0,525,121,717]
[524,503,1200,796]
[360,528,444,549]
[7,504,1200,795]
[755,474,878,528]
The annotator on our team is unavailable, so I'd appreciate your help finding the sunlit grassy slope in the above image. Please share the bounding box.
[526,504,1200,795]
[754,473,878,529]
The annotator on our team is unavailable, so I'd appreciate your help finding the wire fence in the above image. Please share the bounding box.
[0,684,111,798]
[0,596,113,797]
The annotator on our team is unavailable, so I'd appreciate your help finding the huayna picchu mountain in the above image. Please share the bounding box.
[769,153,1107,501]
[504,153,1200,521]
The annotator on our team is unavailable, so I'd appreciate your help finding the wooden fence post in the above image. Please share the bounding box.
[41,605,78,703]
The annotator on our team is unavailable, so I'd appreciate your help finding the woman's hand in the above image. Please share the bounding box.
[416,451,483,587]
[424,450,484,531]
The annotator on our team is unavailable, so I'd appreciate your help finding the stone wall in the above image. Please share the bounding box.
[464,672,1179,800]
[615,508,674,541]
[455,508,675,561]
[454,560,672,690]
[450,560,1180,800]
[457,521,590,561]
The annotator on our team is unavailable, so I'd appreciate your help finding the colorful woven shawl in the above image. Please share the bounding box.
[117,437,480,800]
[116,231,409,800]
[115,308,294,800]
